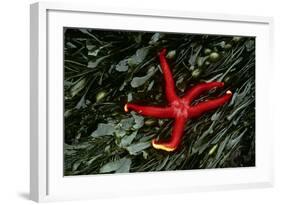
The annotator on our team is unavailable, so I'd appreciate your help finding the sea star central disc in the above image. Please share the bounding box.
[124,48,232,152]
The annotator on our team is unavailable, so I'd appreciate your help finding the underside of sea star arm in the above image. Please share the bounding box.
[158,48,178,103]
[183,82,225,104]
[189,90,232,118]
[124,103,175,118]
[152,116,187,151]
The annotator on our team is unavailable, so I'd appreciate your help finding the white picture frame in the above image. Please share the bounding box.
[30,1,274,202]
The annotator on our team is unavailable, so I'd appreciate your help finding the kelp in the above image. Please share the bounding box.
[64,28,255,175]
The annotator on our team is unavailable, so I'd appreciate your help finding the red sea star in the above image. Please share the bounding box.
[124,48,233,152]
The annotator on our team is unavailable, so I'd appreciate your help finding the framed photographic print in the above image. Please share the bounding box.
[30,2,274,202]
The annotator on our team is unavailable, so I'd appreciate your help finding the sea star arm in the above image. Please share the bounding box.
[124,103,175,118]
[152,116,187,151]
[158,48,179,103]
[189,90,232,118]
[183,82,225,104]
